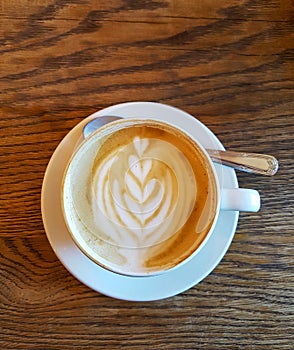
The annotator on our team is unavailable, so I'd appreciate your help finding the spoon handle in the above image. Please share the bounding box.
[207,149,278,176]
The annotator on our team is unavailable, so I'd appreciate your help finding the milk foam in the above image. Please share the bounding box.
[62,120,217,275]
[91,136,196,249]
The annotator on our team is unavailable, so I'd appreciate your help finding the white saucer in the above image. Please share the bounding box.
[41,102,239,301]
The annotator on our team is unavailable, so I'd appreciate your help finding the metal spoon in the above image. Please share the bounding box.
[83,116,278,176]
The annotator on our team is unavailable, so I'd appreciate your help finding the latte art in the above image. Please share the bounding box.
[62,120,218,276]
[91,136,196,248]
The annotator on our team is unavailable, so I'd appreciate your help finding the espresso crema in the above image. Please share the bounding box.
[62,119,218,275]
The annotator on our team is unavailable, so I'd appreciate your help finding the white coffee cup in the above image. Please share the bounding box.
[61,118,260,277]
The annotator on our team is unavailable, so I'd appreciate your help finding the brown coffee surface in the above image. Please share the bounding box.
[62,119,218,275]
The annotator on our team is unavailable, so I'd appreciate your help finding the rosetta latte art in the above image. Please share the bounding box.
[90,136,197,249]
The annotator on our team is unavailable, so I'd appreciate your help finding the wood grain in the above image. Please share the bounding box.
[0,1,293,349]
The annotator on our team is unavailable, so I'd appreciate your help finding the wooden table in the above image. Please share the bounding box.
[1,1,293,348]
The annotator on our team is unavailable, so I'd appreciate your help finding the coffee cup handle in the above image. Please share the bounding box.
[220,188,261,212]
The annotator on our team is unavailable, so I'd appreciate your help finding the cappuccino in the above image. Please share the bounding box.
[62,119,218,276]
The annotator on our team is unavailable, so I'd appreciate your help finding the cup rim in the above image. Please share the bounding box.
[61,117,221,277]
